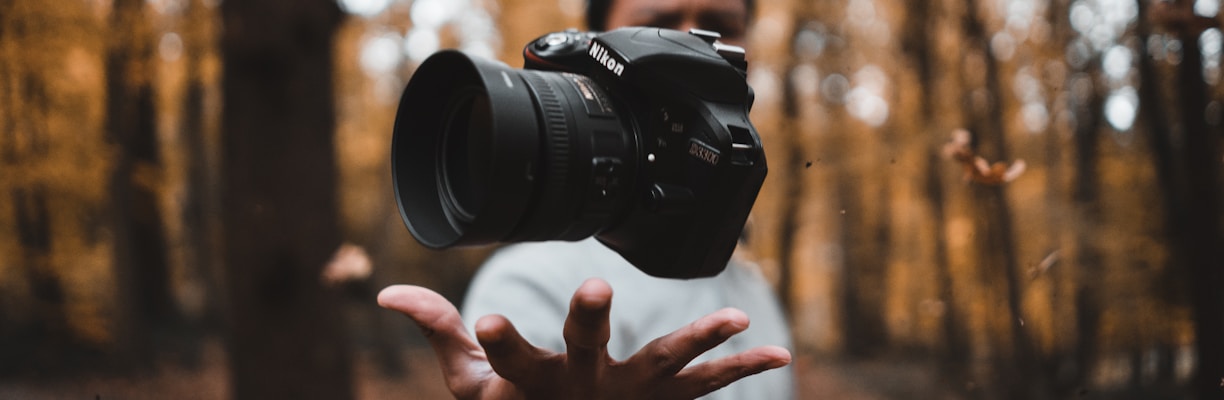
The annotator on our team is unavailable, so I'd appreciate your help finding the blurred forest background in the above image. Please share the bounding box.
[0,0,1221,398]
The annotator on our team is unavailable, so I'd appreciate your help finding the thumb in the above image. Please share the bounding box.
[378,285,488,394]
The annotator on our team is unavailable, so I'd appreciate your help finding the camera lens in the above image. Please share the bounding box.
[392,50,635,249]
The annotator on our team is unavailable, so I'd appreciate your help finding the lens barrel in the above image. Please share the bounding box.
[393,50,634,249]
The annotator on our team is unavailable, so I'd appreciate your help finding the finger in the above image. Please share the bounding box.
[562,279,613,381]
[629,308,749,378]
[377,285,486,389]
[668,345,792,399]
[475,314,560,385]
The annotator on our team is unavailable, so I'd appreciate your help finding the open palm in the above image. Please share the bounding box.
[378,278,791,400]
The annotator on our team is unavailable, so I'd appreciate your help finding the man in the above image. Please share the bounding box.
[589,0,751,47]
[378,0,794,398]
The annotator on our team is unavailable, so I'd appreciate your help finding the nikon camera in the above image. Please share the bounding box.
[391,27,767,279]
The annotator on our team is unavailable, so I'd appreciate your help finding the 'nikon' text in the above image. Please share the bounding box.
[588,42,625,76]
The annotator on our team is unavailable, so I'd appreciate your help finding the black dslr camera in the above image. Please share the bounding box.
[391,27,767,279]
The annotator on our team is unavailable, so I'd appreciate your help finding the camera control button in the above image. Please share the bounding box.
[647,183,695,215]
[536,32,570,50]
[728,126,758,166]
[688,28,722,44]
[591,158,622,198]
[714,42,746,61]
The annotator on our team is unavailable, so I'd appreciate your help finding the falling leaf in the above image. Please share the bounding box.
[942,129,1027,185]
[321,243,373,286]
[1028,250,1061,280]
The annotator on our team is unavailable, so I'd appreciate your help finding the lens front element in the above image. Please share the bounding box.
[437,90,491,225]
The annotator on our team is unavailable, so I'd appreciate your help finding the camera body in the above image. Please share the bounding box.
[391,27,767,278]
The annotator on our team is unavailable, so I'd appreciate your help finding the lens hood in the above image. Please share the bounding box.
[392,51,541,248]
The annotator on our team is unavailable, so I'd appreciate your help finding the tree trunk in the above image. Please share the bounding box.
[219,0,353,398]
[1069,63,1104,399]
[178,0,223,335]
[1175,26,1224,400]
[901,0,970,384]
[0,6,72,370]
[106,0,177,369]
[960,0,1038,396]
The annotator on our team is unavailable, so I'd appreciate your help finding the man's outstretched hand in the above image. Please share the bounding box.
[377,278,792,400]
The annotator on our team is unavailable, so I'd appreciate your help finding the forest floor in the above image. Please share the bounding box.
[0,339,967,399]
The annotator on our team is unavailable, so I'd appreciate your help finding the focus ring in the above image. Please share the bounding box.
[518,70,572,239]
